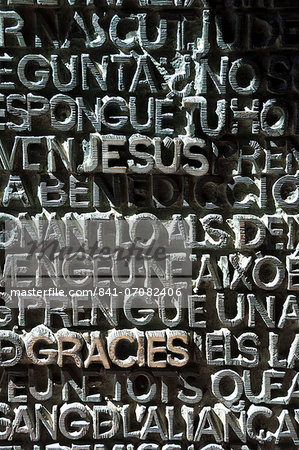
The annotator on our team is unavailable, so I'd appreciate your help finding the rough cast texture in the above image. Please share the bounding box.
[0,0,298,449]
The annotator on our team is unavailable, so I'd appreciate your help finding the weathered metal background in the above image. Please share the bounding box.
[0,0,298,448]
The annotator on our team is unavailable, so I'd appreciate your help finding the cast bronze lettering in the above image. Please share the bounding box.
[0,0,297,448]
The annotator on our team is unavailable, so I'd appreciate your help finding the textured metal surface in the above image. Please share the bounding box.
[0,0,297,449]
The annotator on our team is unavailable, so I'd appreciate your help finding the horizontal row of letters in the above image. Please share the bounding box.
[0,213,298,250]
[0,94,296,137]
[0,136,298,176]
[2,53,299,95]
[0,8,298,51]
[1,325,299,368]
[0,402,298,445]
[2,292,298,329]
[2,366,299,405]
